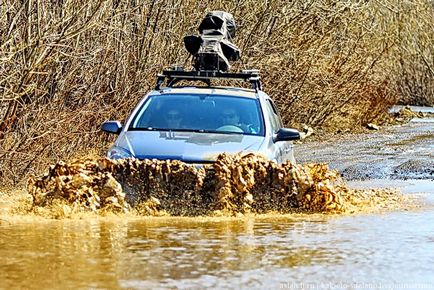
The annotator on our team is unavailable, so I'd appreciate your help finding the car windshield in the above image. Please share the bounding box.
[129,94,264,136]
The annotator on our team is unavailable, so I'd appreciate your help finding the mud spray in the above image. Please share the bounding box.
[8,153,413,219]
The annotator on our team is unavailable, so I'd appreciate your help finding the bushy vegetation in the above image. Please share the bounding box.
[0,0,433,185]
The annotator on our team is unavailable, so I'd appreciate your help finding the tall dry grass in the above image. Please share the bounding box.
[0,0,433,185]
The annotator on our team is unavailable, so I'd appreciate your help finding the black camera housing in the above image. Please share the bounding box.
[184,11,240,72]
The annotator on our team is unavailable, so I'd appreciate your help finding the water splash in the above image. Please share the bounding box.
[23,153,414,218]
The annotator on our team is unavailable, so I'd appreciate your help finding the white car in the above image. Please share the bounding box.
[102,70,300,164]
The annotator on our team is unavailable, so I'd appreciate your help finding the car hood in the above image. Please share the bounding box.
[117,131,266,162]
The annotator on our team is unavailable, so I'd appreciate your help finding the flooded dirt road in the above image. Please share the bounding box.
[297,117,434,181]
[1,115,434,289]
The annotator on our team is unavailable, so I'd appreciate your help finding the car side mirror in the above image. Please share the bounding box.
[274,128,300,142]
[101,121,122,134]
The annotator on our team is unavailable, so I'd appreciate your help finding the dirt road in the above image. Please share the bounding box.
[296,117,434,181]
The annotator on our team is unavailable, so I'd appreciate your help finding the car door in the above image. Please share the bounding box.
[264,98,295,163]
[264,99,284,163]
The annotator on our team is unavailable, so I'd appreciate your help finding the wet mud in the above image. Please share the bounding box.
[25,153,343,217]
[0,153,408,219]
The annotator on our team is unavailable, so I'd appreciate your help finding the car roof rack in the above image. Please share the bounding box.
[155,68,262,92]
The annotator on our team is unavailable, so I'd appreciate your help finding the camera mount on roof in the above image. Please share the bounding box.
[184,11,240,72]
[155,12,260,91]
[155,67,262,91]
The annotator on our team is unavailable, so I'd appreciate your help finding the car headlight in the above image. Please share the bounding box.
[107,147,134,159]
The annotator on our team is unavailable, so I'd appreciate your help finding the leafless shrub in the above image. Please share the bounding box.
[0,0,432,185]
[389,1,434,106]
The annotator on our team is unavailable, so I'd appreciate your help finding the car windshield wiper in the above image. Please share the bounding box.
[129,127,251,135]
[168,129,245,134]
[129,127,167,131]
[184,129,216,133]
[129,127,216,133]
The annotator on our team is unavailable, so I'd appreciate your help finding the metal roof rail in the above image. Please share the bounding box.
[155,68,262,92]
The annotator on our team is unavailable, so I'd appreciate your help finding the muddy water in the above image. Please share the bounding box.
[1,117,434,289]
[1,206,434,289]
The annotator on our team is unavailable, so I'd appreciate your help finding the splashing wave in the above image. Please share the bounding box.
[26,153,409,218]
